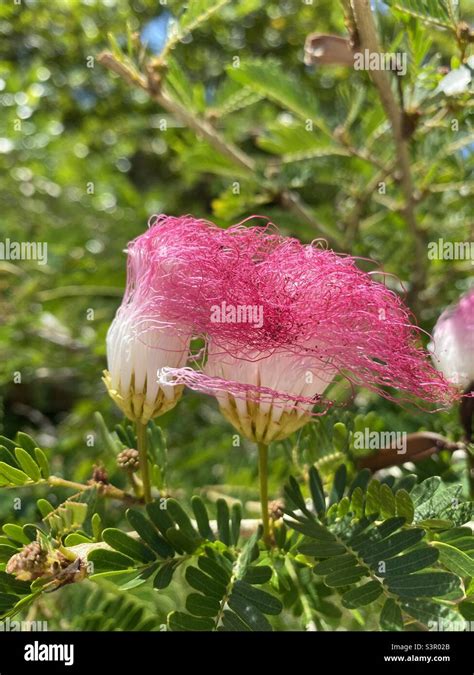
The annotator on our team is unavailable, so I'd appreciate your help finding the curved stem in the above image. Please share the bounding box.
[257,442,271,546]
[46,476,141,504]
[136,421,152,503]
[97,50,340,246]
[350,0,426,311]
[285,557,319,631]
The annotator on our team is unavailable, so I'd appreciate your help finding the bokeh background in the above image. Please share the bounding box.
[0,0,473,619]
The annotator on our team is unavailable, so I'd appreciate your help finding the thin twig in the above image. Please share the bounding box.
[344,160,396,245]
[98,51,336,244]
[98,50,255,175]
[10,475,144,505]
[350,0,427,308]
[280,190,340,243]
[149,80,256,173]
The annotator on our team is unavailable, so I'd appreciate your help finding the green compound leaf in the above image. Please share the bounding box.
[102,529,156,563]
[168,611,214,632]
[14,448,41,482]
[385,0,453,29]
[284,466,469,629]
[126,509,174,559]
[433,542,474,578]
[0,462,29,486]
[380,598,403,631]
[228,59,331,133]
[191,495,214,540]
[395,489,415,523]
[342,580,383,608]
[385,571,462,598]
[88,548,136,573]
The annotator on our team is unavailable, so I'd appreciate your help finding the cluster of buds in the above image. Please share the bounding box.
[6,541,86,587]
[117,447,140,471]
[104,214,459,444]
[6,542,48,581]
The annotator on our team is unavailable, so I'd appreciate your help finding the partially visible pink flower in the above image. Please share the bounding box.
[429,289,474,390]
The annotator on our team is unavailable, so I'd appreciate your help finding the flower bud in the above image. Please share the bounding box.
[429,289,474,389]
[6,542,48,581]
[117,448,140,471]
[104,306,190,424]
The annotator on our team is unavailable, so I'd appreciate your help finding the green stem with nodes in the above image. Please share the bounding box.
[257,442,271,546]
[46,476,140,504]
[136,421,152,504]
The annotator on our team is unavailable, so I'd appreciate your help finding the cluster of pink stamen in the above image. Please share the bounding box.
[119,214,457,413]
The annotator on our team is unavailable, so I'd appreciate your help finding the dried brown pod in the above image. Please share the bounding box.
[304,33,354,67]
[358,432,463,471]
[269,499,285,522]
[91,464,109,485]
[402,110,422,139]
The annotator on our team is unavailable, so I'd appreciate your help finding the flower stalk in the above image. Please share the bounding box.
[136,421,152,504]
[258,442,271,546]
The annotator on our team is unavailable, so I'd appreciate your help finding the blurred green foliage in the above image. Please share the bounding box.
[0,0,472,630]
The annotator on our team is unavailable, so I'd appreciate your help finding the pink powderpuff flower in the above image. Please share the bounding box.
[160,220,458,444]
[103,213,279,422]
[104,307,190,424]
[103,214,225,423]
[429,288,474,390]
